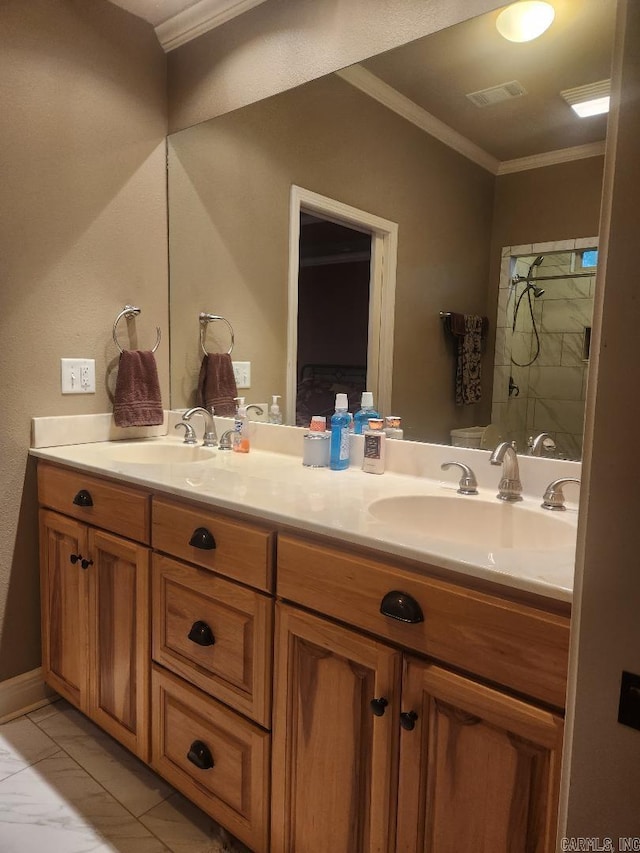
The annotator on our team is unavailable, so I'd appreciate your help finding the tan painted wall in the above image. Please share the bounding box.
[167,0,504,132]
[0,0,167,680]
[169,74,495,442]
[561,0,640,836]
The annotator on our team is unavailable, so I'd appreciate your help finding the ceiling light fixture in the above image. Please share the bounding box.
[560,80,611,118]
[496,1,555,43]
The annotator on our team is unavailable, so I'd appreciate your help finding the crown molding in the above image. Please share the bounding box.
[497,141,606,174]
[337,65,607,178]
[156,0,269,52]
[336,65,500,175]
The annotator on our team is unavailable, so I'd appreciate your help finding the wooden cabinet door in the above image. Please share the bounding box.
[396,658,564,853]
[87,528,150,761]
[271,603,402,853]
[39,509,90,710]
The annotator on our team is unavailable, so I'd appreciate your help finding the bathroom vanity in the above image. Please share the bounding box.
[33,426,576,853]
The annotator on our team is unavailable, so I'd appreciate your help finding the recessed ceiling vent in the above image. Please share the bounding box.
[466,80,527,108]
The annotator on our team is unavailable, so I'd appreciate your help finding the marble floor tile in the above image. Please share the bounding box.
[140,792,251,853]
[35,704,173,817]
[0,751,170,853]
[27,697,67,725]
[0,715,60,782]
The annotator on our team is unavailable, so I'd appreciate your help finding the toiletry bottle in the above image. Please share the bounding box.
[362,417,386,474]
[353,391,380,435]
[384,416,404,440]
[330,393,351,471]
[269,395,283,424]
[233,397,250,453]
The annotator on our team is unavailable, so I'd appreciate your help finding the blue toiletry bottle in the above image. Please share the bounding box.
[353,391,380,435]
[330,393,351,471]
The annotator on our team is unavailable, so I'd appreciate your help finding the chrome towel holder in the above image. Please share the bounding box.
[112,305,161,354]
[199,312,234,356]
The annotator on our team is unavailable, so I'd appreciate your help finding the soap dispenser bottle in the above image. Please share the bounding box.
[330,393,351,471]
[233,397,250,453]
[353,391,380,435]
[269,395,283,424]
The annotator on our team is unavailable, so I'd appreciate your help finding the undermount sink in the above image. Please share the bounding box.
[368,494,576,550]
[99,441,216,465]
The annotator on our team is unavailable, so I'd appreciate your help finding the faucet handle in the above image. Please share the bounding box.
[441,462,478,495]
[175,421,198,445]
[541,477,581,511]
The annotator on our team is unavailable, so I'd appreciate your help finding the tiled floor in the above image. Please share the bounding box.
[0,699,251,853]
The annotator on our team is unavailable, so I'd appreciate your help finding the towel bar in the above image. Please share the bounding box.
[199,312,234,356]
[112,305,161,354]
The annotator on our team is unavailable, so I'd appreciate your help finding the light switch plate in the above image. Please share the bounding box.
[233,361,251,388]
[61,358,96,394]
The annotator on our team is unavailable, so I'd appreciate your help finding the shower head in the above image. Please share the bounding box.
[529,283,545,298]
[527,255,544,278]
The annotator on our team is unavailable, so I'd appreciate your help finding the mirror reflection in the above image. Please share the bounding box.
[168,0,614,456]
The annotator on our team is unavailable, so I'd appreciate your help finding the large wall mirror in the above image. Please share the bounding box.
[168,0,614,458]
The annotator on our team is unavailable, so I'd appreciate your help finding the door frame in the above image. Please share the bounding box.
[286,185,398,424]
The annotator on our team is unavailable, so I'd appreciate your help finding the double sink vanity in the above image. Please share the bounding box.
[31,413,580,852]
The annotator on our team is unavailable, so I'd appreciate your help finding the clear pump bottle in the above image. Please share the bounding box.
[269,395,283,424]
[233,397,250,453]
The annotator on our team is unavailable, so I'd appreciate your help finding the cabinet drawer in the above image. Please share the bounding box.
[38,462,150,544]
[277,535,570,709]
[151,666,270,853]
[152,496,274,592]
[152,553,273,727]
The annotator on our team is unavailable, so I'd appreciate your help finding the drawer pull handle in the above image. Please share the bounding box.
[69,553,80,565]
[188,620,216,647]
[380,591,424,624]
[400,711,418,731]
[187,739,214,770]
[370,697,389,717]
[80,557,93,570]
[73,489,93,508]
[189,527,216,550]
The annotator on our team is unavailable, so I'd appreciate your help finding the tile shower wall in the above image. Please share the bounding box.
[493,239,597,460]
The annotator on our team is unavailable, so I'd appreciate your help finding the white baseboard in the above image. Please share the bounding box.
[0,668,57,725]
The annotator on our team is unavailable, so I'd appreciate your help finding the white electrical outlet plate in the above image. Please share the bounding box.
[232,361,251,388]
[61,358,96,394]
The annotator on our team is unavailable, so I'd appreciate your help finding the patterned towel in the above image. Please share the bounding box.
[445,313,488,405]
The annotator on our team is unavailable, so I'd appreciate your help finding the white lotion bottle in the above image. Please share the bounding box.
[269,395,283,424]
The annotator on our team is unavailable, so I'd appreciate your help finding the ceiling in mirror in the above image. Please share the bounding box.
[348,0,613,167]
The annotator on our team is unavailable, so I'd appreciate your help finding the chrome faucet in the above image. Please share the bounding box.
[218,428,235,450]
[528,432,557,457]
[246,404,264,418]
[174,421,197,444]
[541,477,580,511]
[183,407,218,447]
[440,461,478,495]
[489,441,523,502]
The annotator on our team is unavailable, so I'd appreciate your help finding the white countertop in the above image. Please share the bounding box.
[30,416,579,604]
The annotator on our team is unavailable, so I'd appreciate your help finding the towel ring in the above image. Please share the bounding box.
[199,313,234,356]
[113,305,161,354]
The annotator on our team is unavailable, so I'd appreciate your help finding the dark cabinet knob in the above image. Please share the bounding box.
[189,527,216,550]
[188,620,216,647]
[400,711,418,731]
[370,697,389,717]
[380,591,424,624]
[69,553,80,565]
[72,489,93,508]
[187,739,214,770]
[80,558,93,570]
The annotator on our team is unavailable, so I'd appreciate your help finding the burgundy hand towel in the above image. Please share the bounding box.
[197,353,238,417]
[113,350,164,427]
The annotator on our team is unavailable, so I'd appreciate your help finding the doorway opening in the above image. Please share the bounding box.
[286,186,398,426]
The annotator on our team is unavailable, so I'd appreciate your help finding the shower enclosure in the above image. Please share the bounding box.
[492,239,598,460]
